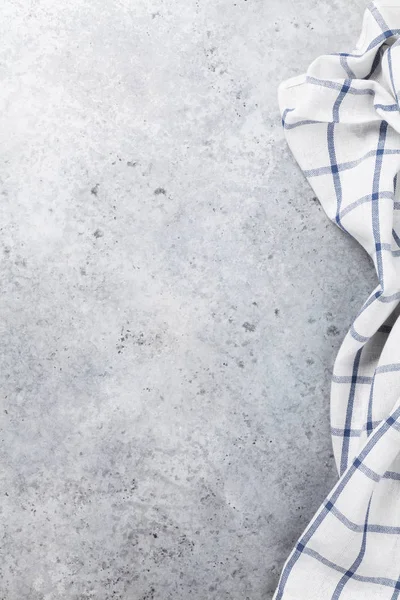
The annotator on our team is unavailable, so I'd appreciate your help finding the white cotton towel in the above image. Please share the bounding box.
[276,2,400,599]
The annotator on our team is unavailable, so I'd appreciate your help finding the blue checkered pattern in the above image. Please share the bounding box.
[276,3,400,599]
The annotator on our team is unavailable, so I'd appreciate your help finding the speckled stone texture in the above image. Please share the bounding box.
[0,1,373,599]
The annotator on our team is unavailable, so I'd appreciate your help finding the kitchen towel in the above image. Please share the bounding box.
[276,2,400,599]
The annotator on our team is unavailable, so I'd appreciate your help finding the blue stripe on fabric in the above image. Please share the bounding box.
[376,103,399,111]
[328,501,400,534]
[378,291,400,303]
[391,576,400,600]
[340,348,363,475]
[372,121,388,286]
[375,242,394,254]
[283,118,324,130]
[306,76,375,95]
[332,79,351,123]
[340,54,355,78]
[369,2,390,32]
[304,151,400,178]
[350,324,369,343]
[357,462,381,482]
[331,421,381,438]
[385,471,400,481]
[338,192,393,222]
[393,228,400,248]
[332,374,373,384]
[303,546,400,590]
[331,427,362,438]
[332,497,373,598]
[376,363,400,374]
[327,79,351,228]
[283,105,396,131]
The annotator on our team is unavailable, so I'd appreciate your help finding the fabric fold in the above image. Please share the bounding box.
[276,2,400,599]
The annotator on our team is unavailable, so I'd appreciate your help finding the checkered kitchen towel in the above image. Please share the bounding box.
[276,2,400,599]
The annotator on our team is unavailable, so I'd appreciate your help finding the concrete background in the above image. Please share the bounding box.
[0,1,376,598]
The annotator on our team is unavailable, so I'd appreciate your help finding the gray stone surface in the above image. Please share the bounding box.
[0,0,375,598]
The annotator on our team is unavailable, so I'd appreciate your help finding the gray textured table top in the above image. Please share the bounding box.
[0,1,374,598]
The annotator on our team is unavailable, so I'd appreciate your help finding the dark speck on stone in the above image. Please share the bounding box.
[127,161,137,167]
[327,325,340,336]
[242,322,256,332]
[91,183,100,196]
[141,587,155,600]
[274,308,279,316]
[93,229,104,239]
[154,187,166,195]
